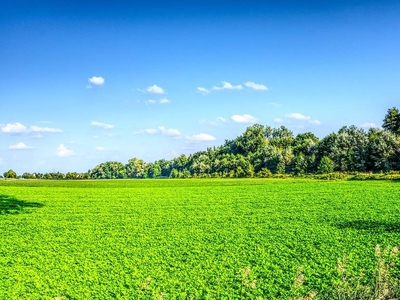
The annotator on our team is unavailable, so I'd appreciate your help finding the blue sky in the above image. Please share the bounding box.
[1,0,399,174]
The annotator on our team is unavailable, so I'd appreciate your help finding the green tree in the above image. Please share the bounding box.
[126,158,146,178]
[146,163,161,178]
[3,169,17,179]
[89,161,126,179]
[383,107,400,135]
[317,156,334,174]
[331,126,369,172]
[367,128,400,171]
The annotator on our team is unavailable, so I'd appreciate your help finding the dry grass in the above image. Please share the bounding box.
[292,245,400,300]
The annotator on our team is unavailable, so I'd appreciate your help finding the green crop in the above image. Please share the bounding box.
[1,179,400,299]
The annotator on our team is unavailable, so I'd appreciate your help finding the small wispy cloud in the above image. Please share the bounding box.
[91,121,114,129]
[30,126,63,133]
[361,122,378,129]
[186,133,216,142]
[244,81,268,91]
[146,84,165,94]
[285,113,311,120]
[145,100,157,105]
[309,119,321,126]
[218,117,228,123]
[231,114,258,124]
[284,113,321,126]
[57,144,74,157]
[8,142,35,150]
[146,98,170,105]
[95,146,105,151]
[159,98,170,104]
[212,81,243,91]
[142,126,181,137]
[268,102,281,107]
[274,118,283,123]
[197,87,210,95]
[199,119,217,126]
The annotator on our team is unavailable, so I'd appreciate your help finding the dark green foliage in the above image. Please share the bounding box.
[3,169,17,179]
[89,161,126,179]
[318,156,335,174]
[383,107,400,135]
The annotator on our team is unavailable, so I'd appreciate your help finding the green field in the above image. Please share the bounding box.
[1,179,400,299]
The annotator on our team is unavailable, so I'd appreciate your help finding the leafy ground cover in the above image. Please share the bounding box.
[1,179,400,299]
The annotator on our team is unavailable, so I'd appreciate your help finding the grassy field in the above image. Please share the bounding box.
[1,179,400,299]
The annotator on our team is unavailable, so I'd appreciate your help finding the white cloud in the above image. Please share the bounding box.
[144,128,159,134]
[0,158,3,165]
[30,134,44,139]
[145,98,170,105]
[145,99,157,105]
[159,98,170,104]
[159,126,180,137]
[9,142,35,150]
[1,123,62,134]
[218,117,228,123]
[88,76,105,86]
[199,119,217,126]
[146,84,165,94]
[57,144,74,157]
[212,81,243,91]
[91,121,114,129]
[285,113,311,120]
[361,122,377,128]
[95,146,105,151]
[197,87,210,95]
[268,102,281,107]
[231,114,258,124]
[274,118,283,123]
[30,125,63,133]
[143,126,181,137]
[1,122,27,133]
[244,81,268,91]
[186,133,216,142]
[309,119,322,126]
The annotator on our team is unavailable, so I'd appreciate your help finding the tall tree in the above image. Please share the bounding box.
[382,107,400,135]
[3,169,17,179]
[367,128,400,171]
[331,126,369,172]
[126,158,147,178]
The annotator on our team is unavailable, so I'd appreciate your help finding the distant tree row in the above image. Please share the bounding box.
[2,107,400,180]
[88,107,400,179]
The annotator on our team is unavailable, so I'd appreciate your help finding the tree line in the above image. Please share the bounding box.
[3,107,400,180]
